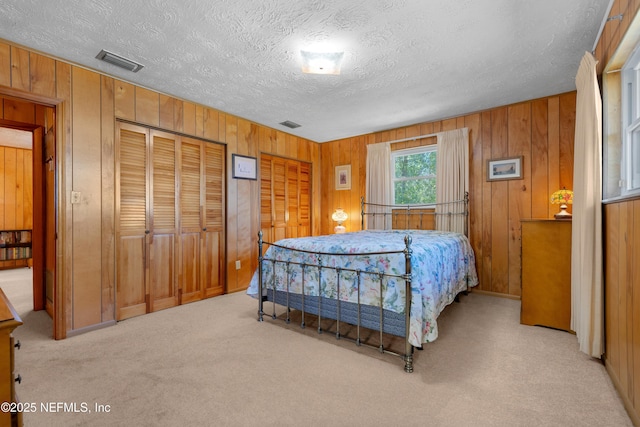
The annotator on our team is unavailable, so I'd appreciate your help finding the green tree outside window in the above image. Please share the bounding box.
[392,149,437,205]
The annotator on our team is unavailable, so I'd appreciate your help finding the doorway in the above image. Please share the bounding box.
[0,99,57,337]
[0,127,35,315]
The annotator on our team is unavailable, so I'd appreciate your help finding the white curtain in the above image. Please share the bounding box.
[435,128,469,234]
[365,142,392,229]
[571,52,604,358]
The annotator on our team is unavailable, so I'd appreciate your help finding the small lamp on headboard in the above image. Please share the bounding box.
[550,188,573,220]
[332,208,348,233]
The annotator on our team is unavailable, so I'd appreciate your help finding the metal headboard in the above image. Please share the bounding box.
[360,191,469,236]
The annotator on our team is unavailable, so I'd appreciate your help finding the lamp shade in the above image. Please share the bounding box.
[550,189,573,205]
[331,208,348,224]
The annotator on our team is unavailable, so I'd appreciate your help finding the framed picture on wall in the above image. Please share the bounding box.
[232,154,257,180]
[486,156,523,181]
[335,165,351,190]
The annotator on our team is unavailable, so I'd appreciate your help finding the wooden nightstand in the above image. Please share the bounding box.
[520,219,572,332]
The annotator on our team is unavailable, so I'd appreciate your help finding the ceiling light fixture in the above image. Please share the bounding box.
[300,50,344,75]
[96,49,144,73]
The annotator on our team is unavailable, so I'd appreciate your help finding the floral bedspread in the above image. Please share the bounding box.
[246,230,478,347]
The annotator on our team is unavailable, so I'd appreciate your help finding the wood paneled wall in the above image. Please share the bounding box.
[594,0,640,76]
[596,2,640,425]
[321,94,576,297]
[0,146,32,231]
[604,198,640,426]
[0,39,320,337]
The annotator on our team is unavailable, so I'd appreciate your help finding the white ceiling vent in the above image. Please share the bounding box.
[96,49,144,73]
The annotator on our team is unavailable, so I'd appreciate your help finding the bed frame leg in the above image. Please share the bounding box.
[403,235,414,373]
[404,353,414,373]
[258,231,264,322]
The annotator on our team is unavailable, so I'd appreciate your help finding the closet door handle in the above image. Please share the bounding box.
[202,228,207,231]
[145,230,150,234]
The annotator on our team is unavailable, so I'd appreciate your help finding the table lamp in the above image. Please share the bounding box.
[332,208,348,233]
[550,188,573,219]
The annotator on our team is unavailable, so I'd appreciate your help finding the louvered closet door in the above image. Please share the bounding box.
[179,138,204,303]
[272,157,287,242]
[259,156,274,244]
[179,138,225,301]
[116,123,149,320]
[202,142,225,298]
[298,162,311,236]
[260,154,312,243]
[148,131,179,312]
[286,161,300,238]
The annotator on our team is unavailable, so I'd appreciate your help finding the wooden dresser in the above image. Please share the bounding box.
[520,219,572,332]
[0,288,22,426]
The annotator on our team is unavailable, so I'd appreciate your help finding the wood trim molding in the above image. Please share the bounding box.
[0,118,39,131]
[64,320,117,338]
[0,89,66,340]
[0,84,61,107]
[469,289,521,301]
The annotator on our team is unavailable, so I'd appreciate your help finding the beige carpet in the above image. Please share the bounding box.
[0,268,633,427]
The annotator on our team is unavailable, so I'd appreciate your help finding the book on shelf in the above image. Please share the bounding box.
[0,230,32,262]
[20,231,31,243]
[0,232,14,245]
[0,230,32,246]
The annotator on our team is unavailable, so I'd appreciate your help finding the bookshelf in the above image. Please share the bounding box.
[0,230,32,269]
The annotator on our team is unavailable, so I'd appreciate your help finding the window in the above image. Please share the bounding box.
[621,46,640,197]
[391,145,437,205]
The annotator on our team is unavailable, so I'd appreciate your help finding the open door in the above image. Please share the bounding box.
[31,126,44,311]
[43,125,56,319]
[24,121,55,327]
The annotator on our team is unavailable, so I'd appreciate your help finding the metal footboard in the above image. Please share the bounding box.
[257,231,416,373]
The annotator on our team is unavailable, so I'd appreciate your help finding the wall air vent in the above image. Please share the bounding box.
[279,120,301,129]
[96,49,144,73]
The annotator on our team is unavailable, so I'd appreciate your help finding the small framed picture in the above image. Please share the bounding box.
[232,154,257,180]
[487,156,523,181]
[335,165,351,190]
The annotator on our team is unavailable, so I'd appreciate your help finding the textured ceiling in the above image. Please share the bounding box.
[0,0,610,142]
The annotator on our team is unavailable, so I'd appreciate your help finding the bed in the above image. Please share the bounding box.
[246,195,478,372]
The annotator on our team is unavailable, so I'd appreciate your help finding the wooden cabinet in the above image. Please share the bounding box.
[260,154,311,243]
[115,122,226,320]
[0,288,22,427]
[520,220,572,331]
[0,230,32,269]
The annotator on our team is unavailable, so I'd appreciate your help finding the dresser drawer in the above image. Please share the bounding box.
[0,289,23,427]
